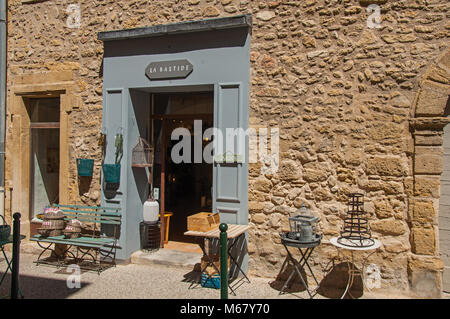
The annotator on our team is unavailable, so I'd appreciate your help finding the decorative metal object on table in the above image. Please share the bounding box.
[337,193,375,248]
[278,204,322,299]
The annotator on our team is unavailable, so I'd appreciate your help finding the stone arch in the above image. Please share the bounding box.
[408,48,450,298]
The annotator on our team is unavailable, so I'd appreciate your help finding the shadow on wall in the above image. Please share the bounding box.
[78,176,93,197]
[103,28,248,58]
[103,182,120,199]
[0,273,91,299]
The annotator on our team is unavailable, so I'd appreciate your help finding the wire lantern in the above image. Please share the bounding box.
[337,193,375,248]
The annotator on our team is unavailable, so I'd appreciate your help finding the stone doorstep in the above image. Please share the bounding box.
[130,249,202,270]
[18,241,202,269]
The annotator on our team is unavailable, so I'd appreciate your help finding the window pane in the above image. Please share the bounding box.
[29,98,60,123]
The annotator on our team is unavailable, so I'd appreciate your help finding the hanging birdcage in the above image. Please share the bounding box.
[132,137,154,167]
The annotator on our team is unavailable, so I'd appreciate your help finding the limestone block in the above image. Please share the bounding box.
[202,6,220,17]
[413,176,440,198]
[256,11,275,21]
[255,87,280,97]
[425,65,450,85]
[437,49,450,72]
[382,236,410,254]
[336,167,355,183]
[368,122,404,142]
[415,81,450,117]
[404,177,414,197]
[253,176,272,193]
[312,187,333,201]
[408,255,444,298]
[252,213,266,224]
[249,201,264,213]
[374,200,394,219]
[414,146,443,175]
[370,218,407,236]
[278,159,301,181]
[414,131,443,146]
[366,156,408,177]
[303,162,329,182]
[410,227,436,255]
[408,200,435,224]
[390,93,411,108]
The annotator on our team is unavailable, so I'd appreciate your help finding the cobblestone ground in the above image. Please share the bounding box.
[0,252,433,299]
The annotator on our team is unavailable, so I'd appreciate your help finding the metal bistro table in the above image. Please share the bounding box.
[279,233,322,299]
[184,224,251,295]
[0,235,26,298]
[330,237,381,299]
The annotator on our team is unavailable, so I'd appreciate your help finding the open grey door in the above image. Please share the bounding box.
[213,82,249,276]
[213,83,248,225]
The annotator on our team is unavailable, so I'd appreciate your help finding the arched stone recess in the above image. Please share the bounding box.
[408,48,450,298]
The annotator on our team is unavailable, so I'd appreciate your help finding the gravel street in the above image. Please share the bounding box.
[0,252,425,299]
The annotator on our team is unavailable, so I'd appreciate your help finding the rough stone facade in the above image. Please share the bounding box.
[4,0,450,297]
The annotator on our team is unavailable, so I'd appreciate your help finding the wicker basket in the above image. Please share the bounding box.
[37,228,62,237]
[41,220,65,230]
[63,219,82,239]
[43,209,65,220]
[37,228,50,237]
[63,230,80,239]
[0,215,11,242]
[48,229,62,237]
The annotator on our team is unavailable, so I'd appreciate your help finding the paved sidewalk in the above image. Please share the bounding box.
[0,252,419,299]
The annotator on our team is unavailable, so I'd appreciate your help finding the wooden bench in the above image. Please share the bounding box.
[30,204,121,274]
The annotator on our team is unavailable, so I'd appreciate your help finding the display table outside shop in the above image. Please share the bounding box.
[0,235,25,298]
[184,224,250,295]
[329,237,381,299]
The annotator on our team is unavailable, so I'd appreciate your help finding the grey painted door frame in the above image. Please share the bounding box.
[99,16,252,263]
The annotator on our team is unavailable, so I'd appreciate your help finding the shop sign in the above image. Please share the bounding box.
[145,59,193,80]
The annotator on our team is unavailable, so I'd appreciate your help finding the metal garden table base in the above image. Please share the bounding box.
[34,242,116,274]
[184,224,251,296]
[330,237,382,299]
[279,237,321,299]
[0,235,25,298]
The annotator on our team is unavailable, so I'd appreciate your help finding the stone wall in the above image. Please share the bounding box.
[5,0,450,296]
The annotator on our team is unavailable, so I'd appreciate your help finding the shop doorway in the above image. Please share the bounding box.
[151,92,214,245]
[27,97,60,219]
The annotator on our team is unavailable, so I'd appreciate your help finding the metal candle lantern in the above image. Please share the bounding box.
[288,204,320,242]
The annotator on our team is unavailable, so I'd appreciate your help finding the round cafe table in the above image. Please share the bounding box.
[329,237,381,299]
